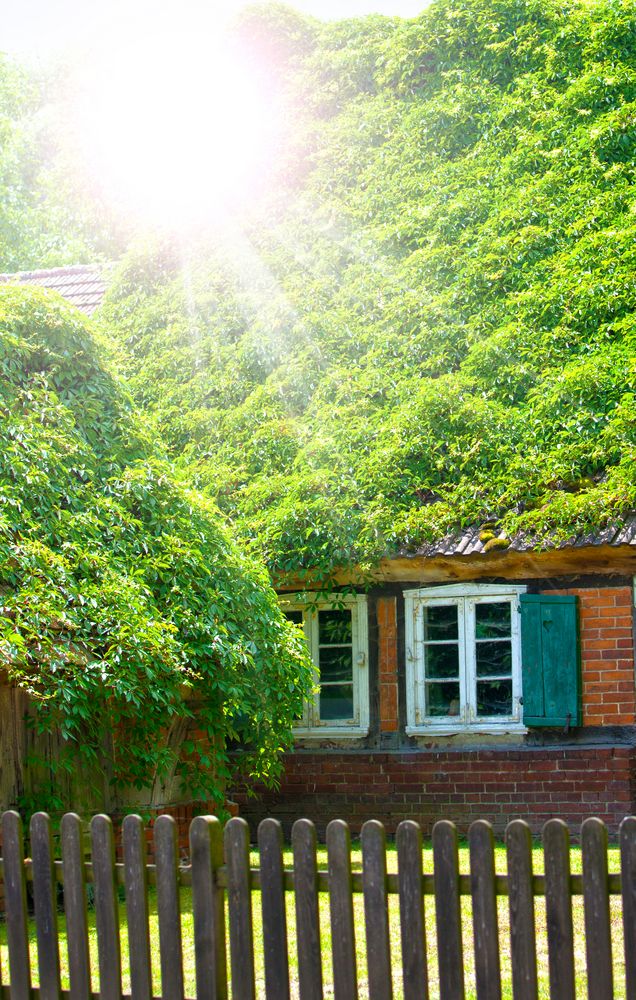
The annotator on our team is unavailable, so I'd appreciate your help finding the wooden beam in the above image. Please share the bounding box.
[277,544,636,589]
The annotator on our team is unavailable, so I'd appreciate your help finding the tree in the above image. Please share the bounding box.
[0,285,312,809]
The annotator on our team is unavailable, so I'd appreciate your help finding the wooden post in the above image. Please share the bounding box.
[292,819,323,1000]
[505,820,537,1000]
[620,816,636,999]
[30,812,62,1000]
[259,818,290,1000]
[91,814,122,1000]
[432,820,465,1000]
[224,817,255,1000]
[361,820,392,1000]
[397,820,428,1000]
[2,810,32,1000]
[154,815,185,1000]
[581,817,613,998]
[190,815,227,1000]
[543,819,575,1000]
[326,819,358,1000]
[61,813,91,1000]
[469,820,501,1000]
[122,815,153,1000]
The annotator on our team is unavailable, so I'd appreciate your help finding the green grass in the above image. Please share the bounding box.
[0,842,627,998]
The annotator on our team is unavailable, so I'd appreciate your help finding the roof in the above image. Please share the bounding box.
[1,267,634,563]
[411,518,636,558]
[0,264,111,315]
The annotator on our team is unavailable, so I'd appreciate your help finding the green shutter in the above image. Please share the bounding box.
[520,594,581,727]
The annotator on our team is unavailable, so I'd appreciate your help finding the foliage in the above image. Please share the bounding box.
[0,54,126,271]
[100,0,636,581]
[0,287,312,805]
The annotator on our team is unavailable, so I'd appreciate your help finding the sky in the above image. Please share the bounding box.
[4,0,429,62]
[2,0,430,225]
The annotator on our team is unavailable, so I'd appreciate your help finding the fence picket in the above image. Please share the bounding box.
[2,808,636,1000]
[30,812,62,1000]
[122,815,153,1000]
[433,820,465,1000]
[190,816,227,1000]
[469,820,501,1000]
[505,820,537,1000]
[326,819,358,1000]
[224,817,255,1000]
[360,819,393,1000]
[61,813,91,1000]
[361,820,392,1000]
[259,818,290,1000]
[292,819,323,1000]
[543,819,575,1000]
[396,820,428,1000]
[2,810,32,1000]
[581,817,613,998]
[91,814,122,1000]
[620,816,636,999]
[154,815,185,1000]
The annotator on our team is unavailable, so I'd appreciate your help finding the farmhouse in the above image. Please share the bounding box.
[3,266,636,837]
[242,526,636,836]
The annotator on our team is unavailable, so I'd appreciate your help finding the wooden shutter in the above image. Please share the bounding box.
[520,594,581,727]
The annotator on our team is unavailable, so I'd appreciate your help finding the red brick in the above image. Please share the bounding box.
[234,745,636,838]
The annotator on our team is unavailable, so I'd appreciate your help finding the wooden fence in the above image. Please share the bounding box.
[0,811,635,999]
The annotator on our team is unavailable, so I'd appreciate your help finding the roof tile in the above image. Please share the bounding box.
[411,517,636,557]
[0,264,112,315]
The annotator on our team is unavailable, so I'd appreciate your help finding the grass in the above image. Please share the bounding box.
[0,841,627,998]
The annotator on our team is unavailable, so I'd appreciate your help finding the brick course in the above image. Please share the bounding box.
[235,746,636,838]
[552,586,636,725]
[377,596,399,732]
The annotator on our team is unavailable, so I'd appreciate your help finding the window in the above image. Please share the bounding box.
[282,594,369,736]
[404,584,526,733]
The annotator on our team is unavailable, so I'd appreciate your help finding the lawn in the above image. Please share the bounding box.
[0,841,627,998]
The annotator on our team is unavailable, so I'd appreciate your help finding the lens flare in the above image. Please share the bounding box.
[74,13,284,226]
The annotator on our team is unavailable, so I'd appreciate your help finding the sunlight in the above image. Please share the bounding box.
[75,13,284,225]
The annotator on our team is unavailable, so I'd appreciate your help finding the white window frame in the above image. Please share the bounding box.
[281,594,369,738]
[404,583,527,735]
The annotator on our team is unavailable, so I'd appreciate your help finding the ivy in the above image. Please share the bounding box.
[0,286,313,807]
[97,0,636,581]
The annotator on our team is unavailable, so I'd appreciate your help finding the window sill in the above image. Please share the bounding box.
[406,723,527,737]
[293,726,369,740]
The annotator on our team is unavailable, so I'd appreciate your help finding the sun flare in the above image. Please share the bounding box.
[75,14,284,225]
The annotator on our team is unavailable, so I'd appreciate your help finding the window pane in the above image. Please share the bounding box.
[475,602,511,639]
[423,604,458,641]
[475,640,512,677]
[320,684,354,720]
[319,647,353,683]
[425,643,460,679]
[426,682,460,717]
[319,609,352,644]
[286,611,308,720]
[476,680,513,716]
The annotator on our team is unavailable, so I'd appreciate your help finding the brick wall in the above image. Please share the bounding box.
[232,582,636,838]
[112,802,202,862]
[552,586,636,725]
[377,596,399,731]
[110,799,238,862]
[235,746,636,838]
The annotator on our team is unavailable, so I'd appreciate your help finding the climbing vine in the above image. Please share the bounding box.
[0,287,312,807]
[101,0,636,579]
